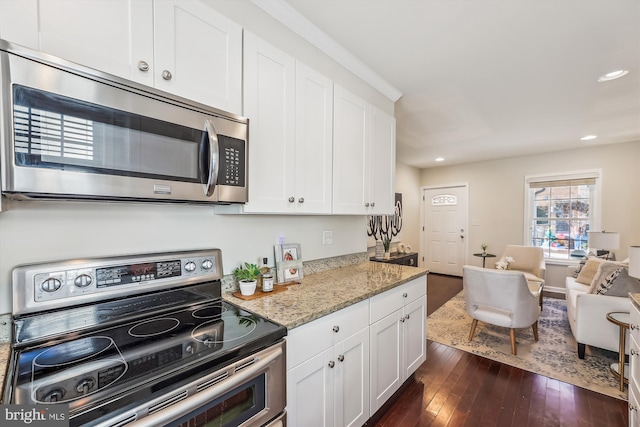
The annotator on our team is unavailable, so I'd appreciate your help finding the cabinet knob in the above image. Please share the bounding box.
[631,324,640,331]
[632,349,640,357]
[289,197,295,203]
[298,197,304,203]
[371,202,375,207]
[138,60,149,72]
[403,293,408,298]
[406,313,411,320]
[328,360,335,368]
[400,316,406,323]
[631,405,639,412]
[364,202,370,207]
[332,325,340,333]
[162,70,173,80]
[338,354,344,362]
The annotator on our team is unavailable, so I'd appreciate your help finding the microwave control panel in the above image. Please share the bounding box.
[218,135,245,187]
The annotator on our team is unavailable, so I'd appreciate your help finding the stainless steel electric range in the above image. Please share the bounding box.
[3,249,287,427]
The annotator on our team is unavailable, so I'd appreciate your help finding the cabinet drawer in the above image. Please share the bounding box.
[287,299,368,370]
[631,300,640,345]
[369,277,426,324]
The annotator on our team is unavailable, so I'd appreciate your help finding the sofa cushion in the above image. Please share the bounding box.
[593,265,640,297]
[575,257,605,285]
[588,261,625,293]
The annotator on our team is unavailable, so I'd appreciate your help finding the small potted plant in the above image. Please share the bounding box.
[481,243,488,255]
[382,235,392,259]
[233,262,261,296]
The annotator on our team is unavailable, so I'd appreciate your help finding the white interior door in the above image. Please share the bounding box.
[422,185,468,276]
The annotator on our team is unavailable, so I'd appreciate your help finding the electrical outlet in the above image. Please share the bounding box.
[322,230,333,245]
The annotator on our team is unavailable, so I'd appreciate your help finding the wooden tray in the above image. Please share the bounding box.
[231,281,300,301]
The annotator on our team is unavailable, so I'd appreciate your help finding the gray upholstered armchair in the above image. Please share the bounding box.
[498,244,546,283]
[462,265,542,355]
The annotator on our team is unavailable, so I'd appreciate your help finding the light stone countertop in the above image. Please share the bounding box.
[222,261,428,330]
[630,293,640,310]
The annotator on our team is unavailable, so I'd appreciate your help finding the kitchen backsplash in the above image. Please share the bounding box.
[221,252,369,293]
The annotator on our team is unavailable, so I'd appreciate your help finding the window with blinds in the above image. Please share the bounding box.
[14,104,94,160]
[525,171,601,260]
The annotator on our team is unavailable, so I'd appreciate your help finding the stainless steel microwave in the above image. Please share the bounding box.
[0,40,248,205]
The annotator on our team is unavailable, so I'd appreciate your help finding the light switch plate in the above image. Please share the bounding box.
[322,230,333,245]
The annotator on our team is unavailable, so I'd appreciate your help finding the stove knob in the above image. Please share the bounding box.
[76,377,96,395]
[201,259,213,270]
[184,261,196,273]
[41,278,62,293]
[185,343,196,354]
[74,274,93,288]
[44,389,65,402]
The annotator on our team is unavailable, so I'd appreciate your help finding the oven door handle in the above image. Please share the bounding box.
[124,344,282,427]
[202,119,219,197]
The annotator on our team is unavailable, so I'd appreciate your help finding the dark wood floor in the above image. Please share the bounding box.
[373,273,629,427]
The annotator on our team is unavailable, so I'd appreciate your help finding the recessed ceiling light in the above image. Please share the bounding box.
[435,157,444,162]
[580,135,597,141]
[598,70,629,82]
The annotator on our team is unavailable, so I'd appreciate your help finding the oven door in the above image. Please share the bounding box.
[94,340,286,427]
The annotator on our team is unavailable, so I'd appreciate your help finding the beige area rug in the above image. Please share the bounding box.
[427,291,627,400]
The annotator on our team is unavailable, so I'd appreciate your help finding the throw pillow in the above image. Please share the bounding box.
[594,266,640,297]
[588,261,626,293]
[575,257,605,285]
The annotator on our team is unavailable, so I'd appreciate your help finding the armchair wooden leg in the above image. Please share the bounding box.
[532,321,539,341]
[510,328,517,355]
[468,319,478,341]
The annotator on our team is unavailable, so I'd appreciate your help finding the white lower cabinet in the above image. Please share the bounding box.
[286,276,427,426]
[369,278,427,415]
[629,300,640,424]
[286,300,370,427]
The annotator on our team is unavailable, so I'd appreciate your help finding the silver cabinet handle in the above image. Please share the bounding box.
[332,325,340,333]
[138,60,149,72]
[288,197,295,203]
[406,313,410,320]
[631,405,639,412]
[403,293,408,298]
[631,324,640,331]
[328,360,335,368]
[371,202,375,207]
[364,202,370,207]
[632,349,640,356]
[298,197,304,203]
[400,316,406,323]
[337,355,344,362]
[162,70,173,80]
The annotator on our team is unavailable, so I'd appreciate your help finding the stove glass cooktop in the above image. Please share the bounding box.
[10,283,286,418]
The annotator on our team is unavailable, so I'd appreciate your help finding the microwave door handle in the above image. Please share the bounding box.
[203,119,219,197]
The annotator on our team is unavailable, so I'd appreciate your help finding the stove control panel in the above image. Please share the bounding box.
[13,249,224,316]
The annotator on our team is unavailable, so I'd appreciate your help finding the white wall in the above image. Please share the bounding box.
[420,140,640,288]
[0,0,393,315]
[393,162,421,254]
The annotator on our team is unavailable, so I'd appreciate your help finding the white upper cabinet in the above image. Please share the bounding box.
[243,32,333,214]
[0,0,242,114]
[294,62,333,214]
[333,85,396,215]
[153,0,242,113]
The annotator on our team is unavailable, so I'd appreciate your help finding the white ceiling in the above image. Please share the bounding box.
[260,0,640,168]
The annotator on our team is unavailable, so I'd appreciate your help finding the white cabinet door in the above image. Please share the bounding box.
[368,105,396,215]
[369,310,402,413]
[403,295,427,378]
[0,0,38,49]
[153,0,242,113]
[32,0,154,86]
[334,328,370,427]
[333,84,368,214]
[287,348,334,427]
[295,62,333,214]
[243,31,296,213]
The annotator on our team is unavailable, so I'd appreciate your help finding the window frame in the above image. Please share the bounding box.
[524,169,602,263]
